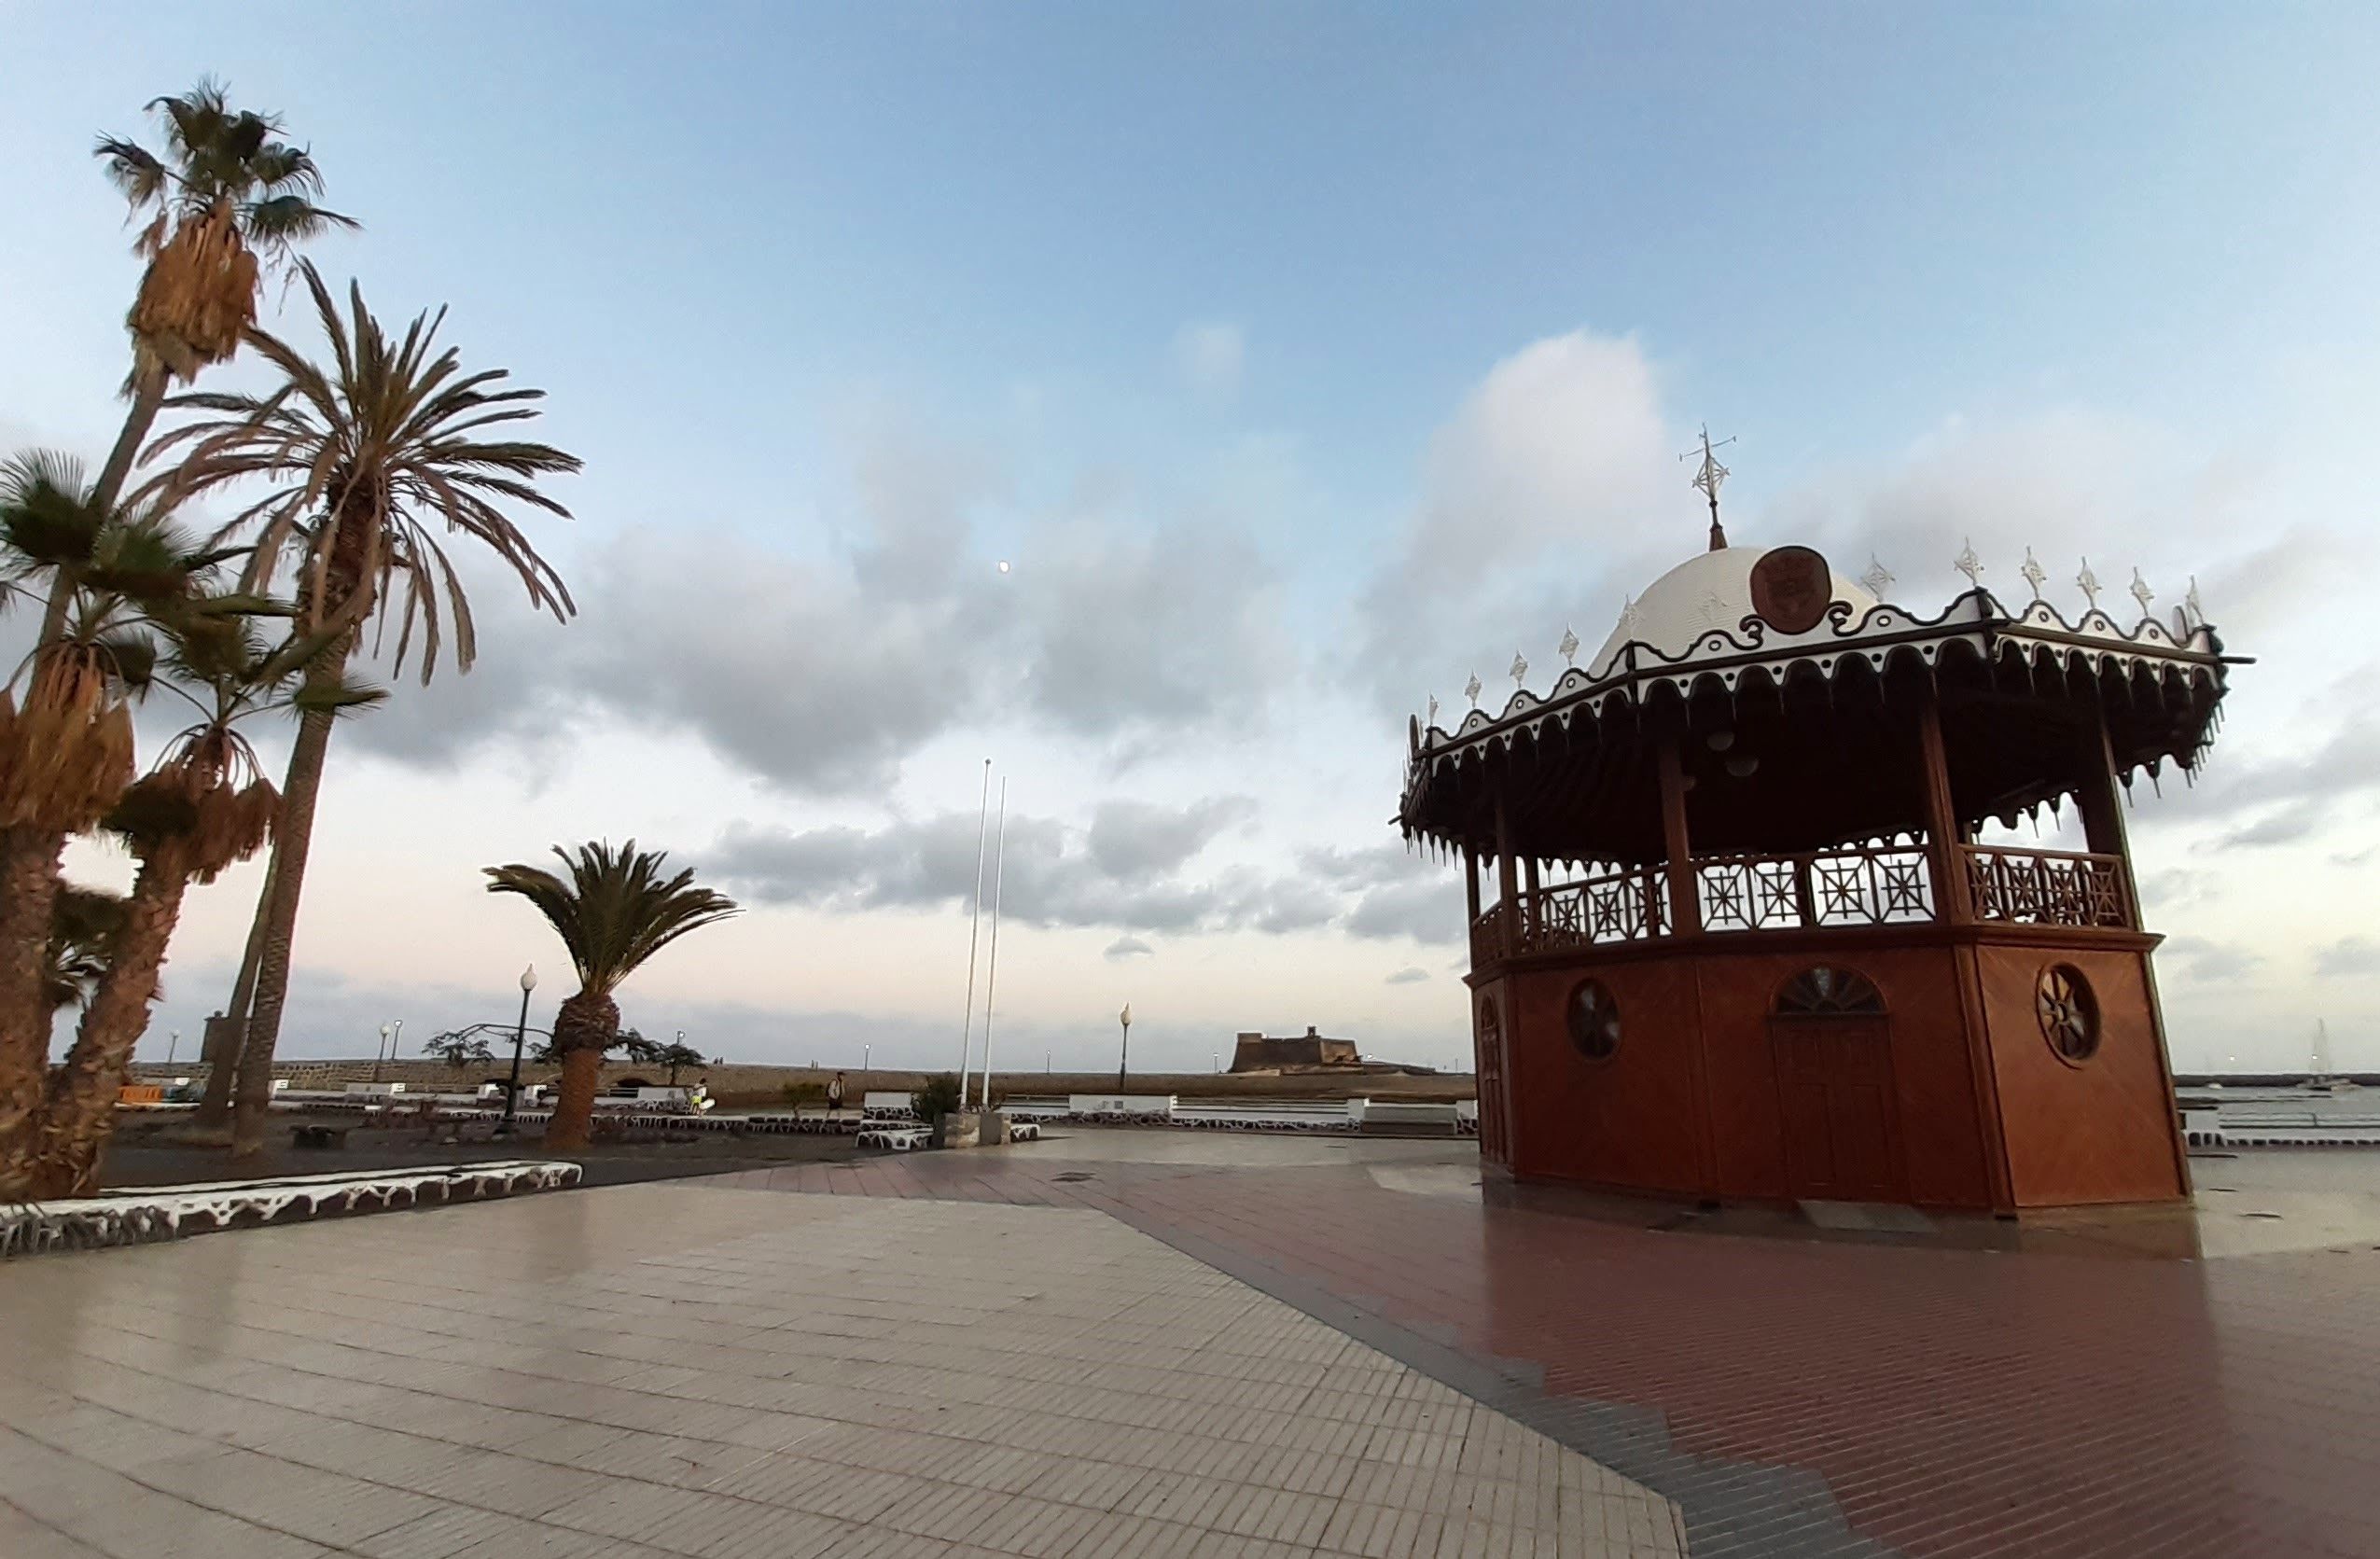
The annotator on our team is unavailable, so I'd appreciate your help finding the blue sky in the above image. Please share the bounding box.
[5,6,2377,1073]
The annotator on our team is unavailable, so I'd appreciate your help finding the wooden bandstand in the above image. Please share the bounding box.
[1399,514,2237,1212]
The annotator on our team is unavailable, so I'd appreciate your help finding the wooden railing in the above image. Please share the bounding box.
[1696,845,1934,932]
[1521,867,1669,953]
[1468,842,2132,966]
[1962,845,2129,928]
[1469,906,1507,967]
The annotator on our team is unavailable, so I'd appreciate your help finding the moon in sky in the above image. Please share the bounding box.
[996,560,1012,574]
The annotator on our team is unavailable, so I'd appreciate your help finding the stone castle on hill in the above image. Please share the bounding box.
[1229,1026,1363,1074]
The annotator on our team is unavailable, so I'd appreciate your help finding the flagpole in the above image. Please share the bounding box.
[957,759,992,1090]
[978,779,1009,1109]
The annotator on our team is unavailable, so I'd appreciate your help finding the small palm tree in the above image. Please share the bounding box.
[653,1041,707,1088]
[87,80,353,533]
[424,1032,494,1069]
[484,842,736,1151]
[0,456,209,1167]
[149,260,579,1153]
[9,607,378,1198]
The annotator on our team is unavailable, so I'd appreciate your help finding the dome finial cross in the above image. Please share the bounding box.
[1679,425,1736,551]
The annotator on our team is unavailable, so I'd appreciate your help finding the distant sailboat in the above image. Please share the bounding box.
[2306,1019,2357,1093]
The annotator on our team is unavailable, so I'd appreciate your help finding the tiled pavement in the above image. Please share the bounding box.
[706,1134,2380,1558]
[0,1178,1686,1559]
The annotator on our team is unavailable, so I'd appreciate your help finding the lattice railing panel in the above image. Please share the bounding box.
[1522,870,1669,953]
[1963,847,2129,928]
[1698,846,1934,931]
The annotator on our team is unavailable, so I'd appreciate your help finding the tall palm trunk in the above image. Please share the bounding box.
[193,858,271,1132]
[543,990,617,1152]
[31,363,168,651]
[228,633,355,1158]
[0,829,70,1177]
[91,361,172,519]
[17,845,191,1199]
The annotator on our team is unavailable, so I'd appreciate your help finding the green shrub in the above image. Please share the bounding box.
[780,1081,826,1107]
[912,1073,964,1123]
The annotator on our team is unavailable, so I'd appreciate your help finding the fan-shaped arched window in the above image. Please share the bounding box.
[1775,966,1886,1017]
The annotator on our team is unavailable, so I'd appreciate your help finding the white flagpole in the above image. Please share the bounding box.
[957,759,992,1090]
[978,779,1009,1109]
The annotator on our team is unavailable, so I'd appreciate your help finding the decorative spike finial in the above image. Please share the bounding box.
[2129,568,2155,617]
[1426,693,1440,727]
[1510,650,1528,688]
[1858,555,1895,597]
[1464,672,1482,708]
[2076,558,2102,611]
[1558,624,1580,666]
[2184,576,2204,627]
[1679,425,1736,550]
[2020,547,2047,601]
[1953,537,1984,588]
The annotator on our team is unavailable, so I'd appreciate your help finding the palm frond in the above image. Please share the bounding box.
[0,449,104,573]
[92,136,167,209]
[145,259,578,679]
[484,841,738,996]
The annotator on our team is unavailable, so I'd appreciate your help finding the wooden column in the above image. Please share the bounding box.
[1462,842,1482,926]
[1656,734,1701,936]
[1915,684,1969,925]
[2073,702,2139,926]
[1494,794,1522,953]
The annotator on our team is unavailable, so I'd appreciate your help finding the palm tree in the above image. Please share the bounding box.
[484,842,736,1150]
[148,261,578,1153]
[84,79,352,551]
[424,1032,494,1069]
[653,1040,706,1088]
[44,887,127,1018]
[7,602,369,1198]
[0,455,202,1166]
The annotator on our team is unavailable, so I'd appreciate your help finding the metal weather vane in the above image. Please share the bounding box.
[1679,425,1736,551]
[2020,547,2048,601]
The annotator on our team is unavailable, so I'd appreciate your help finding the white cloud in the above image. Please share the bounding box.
[1172,321,1246,398]
[1353,329,1678,711]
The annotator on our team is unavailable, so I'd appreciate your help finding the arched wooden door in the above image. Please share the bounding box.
[1475,993,1510,1165]
[1770,967,1906,1203]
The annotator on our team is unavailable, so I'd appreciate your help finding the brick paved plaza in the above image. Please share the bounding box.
[5,1131,2377,1557]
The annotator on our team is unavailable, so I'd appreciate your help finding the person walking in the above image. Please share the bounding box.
[826,1071,846,1116]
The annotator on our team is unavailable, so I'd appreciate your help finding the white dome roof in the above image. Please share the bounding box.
[1589,546,1879,677]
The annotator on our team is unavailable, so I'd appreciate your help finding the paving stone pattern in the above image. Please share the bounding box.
[710,1134,2380,1558]
[0,1180,1685,1559]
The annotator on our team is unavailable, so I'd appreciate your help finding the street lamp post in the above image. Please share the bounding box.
[499,964,537,1138]
[1117,1004,1132,1093]
[166,1030,180,1066]
[374,1023,392,1083]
